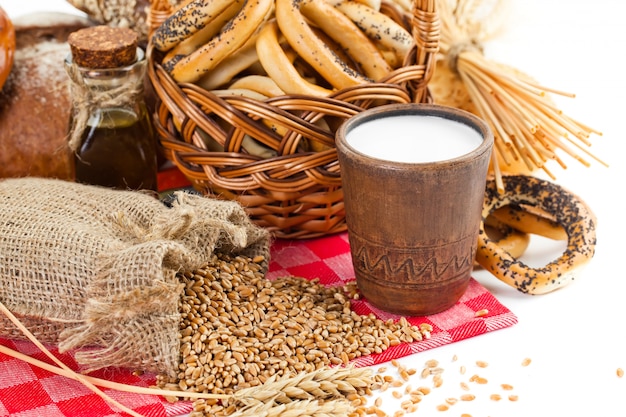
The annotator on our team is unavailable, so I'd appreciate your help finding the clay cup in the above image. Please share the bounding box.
[336,103,493,316]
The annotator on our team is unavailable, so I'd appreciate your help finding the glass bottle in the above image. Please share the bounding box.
[65,25,158,192]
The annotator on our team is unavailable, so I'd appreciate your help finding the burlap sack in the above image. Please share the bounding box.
[0,177,270,376]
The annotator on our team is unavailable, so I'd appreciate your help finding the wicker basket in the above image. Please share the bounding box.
[148,1,439,239]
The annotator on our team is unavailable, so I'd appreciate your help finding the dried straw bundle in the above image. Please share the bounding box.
[432,0,605,190]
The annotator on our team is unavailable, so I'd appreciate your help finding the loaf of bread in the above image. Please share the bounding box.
[0,13,91,180]
[0,6,14,91]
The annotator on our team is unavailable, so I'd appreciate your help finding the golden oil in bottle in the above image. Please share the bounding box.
[74,107,157,191]
[66,25,158,192]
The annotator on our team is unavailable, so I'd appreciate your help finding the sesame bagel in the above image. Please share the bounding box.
[483,215,531,260]
[167,0,274,83]
[476,175,596,295]
[151,0,236,52]
[275,0,370,90]
[491,204,567,241]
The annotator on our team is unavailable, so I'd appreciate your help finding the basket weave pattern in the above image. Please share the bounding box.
[148,1,440,239]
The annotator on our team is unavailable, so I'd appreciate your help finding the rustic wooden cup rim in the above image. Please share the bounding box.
[336,103,494,169]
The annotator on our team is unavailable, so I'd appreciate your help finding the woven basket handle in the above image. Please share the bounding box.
[409,0,440,103]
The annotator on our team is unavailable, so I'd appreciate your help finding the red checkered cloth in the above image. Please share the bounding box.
[268,234,518,367]
[0,232,517,417]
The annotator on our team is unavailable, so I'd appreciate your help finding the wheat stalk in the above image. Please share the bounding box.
[232,366,372,405]
[219,398,355,417]
[0,300,148,417]
[0,301,373,417]
[191,366,374,416]
[435,0,605,191]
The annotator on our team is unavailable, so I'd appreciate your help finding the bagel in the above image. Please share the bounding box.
[195,31,264,91]
[151,0,236,51]
[476,175,596,295]
[256,19,334,97]
[483,215,531,259]
[300,0,392,80]
[162,0,243,66]
[491,204,567,241]
[309,25,360,73]
[275,0,370,90]
[210,88,269,101]
[229,75,286,98]
[328,0,415,64]
[386,0,412,13]
[167,0,274,83]
[355,0,382,11]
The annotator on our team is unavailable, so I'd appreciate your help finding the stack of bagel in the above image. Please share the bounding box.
[151,0,416,96]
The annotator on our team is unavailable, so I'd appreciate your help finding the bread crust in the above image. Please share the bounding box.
[0,6,15,91]
[0,13,91,180]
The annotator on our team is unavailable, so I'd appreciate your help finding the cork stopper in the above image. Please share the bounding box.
[68,25,139,69]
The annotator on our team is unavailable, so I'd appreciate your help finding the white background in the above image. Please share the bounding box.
[3,0,626,416]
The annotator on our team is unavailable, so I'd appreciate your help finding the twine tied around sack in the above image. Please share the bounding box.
[65,60,146,152]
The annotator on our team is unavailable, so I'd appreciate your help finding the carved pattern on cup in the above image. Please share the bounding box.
[350,237,475,284]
